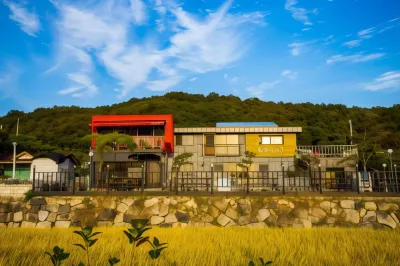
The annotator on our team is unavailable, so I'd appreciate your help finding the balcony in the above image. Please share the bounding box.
[116,136,165,150]
[296,145,358,158]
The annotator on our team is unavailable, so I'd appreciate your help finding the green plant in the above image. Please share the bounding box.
[148,237,168,260]
[73,226,102,266]
[249,258,273,266]
[44,246,70,266]
[23,189,33,202]
[108,257,120,265]
[172,152,193,171]
[237,151,256,170]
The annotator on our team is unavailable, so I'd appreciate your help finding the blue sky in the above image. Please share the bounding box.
[0,0,399,115]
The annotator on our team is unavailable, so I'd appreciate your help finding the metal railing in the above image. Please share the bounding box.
[116,136,164,150]
[31,167,400,196]
[296,145,358,158]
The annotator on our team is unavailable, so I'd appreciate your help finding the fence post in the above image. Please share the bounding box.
[175,167,179,195]
[32,166,36,192]
[319,164,322,194]
[395,165,398,193]
[282,165,285,195]
[211,164,214,195]
[246,168,250,194]
[309,167,313,192]
[355,164,360,194]
[72,169,76,195]
[106,165,110,195]
[141,165,145,193]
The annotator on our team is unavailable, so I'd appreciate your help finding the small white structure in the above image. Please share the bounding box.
[30,153,79,180]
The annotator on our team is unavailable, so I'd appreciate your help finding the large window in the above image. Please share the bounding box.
[204,134,239,156]
[260,136,283,145]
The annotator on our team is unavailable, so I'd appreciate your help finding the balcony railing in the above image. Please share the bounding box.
[296,145,358,158]
[116,136,164,150]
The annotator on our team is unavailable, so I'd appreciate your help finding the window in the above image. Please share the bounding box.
[175,135,194,146]
[204,134,215,156]
[205,134,215,147]
[260,135,283,145]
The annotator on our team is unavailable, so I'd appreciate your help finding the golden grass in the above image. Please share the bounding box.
[0,227,399,266]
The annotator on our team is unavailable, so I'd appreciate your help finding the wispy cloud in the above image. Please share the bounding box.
[3,1,40,37]
[365,71,400,91]
[59,73,98,97]
[224,73,239,84]
[326,53,385,64]
[288,41,310,56]
[189,77,197,82]
[285,0,313,25]
[343,39,361,48]
[281,70,298,80]
[50,0,266,98]
[246,80,280,98]
[358,27,375,39]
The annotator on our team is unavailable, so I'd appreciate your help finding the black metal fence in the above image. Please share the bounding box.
[31,169,400,195]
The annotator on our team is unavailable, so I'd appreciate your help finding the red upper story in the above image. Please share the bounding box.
[90,115,174,153]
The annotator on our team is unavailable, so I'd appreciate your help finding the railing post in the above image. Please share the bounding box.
[175,167,179,195]
[355,164,360,194]
[246,168,250,194]
[319,164,322,194]
[141,165,145,193]
[32,166,36,192]
[282,165,285,195]
[395,165,398,193]
[211,164,214,195]
[106,165,110,195]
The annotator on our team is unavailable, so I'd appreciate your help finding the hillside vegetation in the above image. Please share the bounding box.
[0,92,399,166]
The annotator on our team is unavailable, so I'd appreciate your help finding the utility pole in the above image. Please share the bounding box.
[16,118,19,136]
[349,120,353,145]
[12,142,17,179]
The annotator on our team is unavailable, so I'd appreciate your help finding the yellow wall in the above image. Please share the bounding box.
[245,134,297,157]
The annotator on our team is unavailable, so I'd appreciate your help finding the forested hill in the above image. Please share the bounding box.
[0,92,399,164]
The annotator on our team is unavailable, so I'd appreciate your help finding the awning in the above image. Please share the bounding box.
[90,121,165,127]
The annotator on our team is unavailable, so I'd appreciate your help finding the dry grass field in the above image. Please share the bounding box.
[0,227,399,266]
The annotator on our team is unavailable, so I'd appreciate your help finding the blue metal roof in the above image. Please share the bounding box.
[216,122,278,127]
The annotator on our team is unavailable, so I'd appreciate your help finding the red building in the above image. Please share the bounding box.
[89,114,174,190]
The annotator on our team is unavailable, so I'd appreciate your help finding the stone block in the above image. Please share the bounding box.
[117,203,129,213]
[46,203,59,212]
[56,199,67,205]
[345,210,360,224]
[238,215,257,225]
[70,199,83,207]
[10,202,22,212]
[144,198,159,208]
[37,221,52,228]
[278,199,288,205]
[340,200,355,209]
[165,214,178,224]
[175,211,190,223]
[57,213,72,221]
[208,206,220,218]
[30,198,46,205]
[163,198,171,206]
[151,216,164,225]
[47,213,57,223]
[360,208,367,218]
[102,199,116,209]
[57,204,71,215]
[201,214,214,223]
[217,214,230,226]
[126,205,141,217]
[377,211,396,228]
[54,221,71,228]
[256,209,270,222]
[13,211,23,222]
[225,207,238,220]
[364,202,377,211]
[159,205,169,217]
[137,208,153,219]
[26,213,38,223]
[122,198,135,206]
[320,201,331,212]
[390,212,399,223]
[239,203,252,214]
[151,204,159,215]
[38,210,49,222]
[21,221,36,228]
[213,200,228,212]
[310,208,326,219]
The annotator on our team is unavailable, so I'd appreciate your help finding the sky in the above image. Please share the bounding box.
[0,0,399,115]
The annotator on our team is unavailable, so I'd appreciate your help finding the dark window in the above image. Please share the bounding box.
[176,135,183,146]
[214,164,223,172]
[138,126,152,136]
[259,165,269,172]
[205,134,215,147]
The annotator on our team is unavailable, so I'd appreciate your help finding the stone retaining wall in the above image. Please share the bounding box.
[0,196,399,229]
[0,185,31,197]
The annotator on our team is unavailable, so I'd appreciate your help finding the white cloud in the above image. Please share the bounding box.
[50,0,266,98]
[302,28,311,31]
[285,0,313,25]
[59,72,98,97]
[358,27,375,39]
[281,70,298,80]
[189,77,197,82]
[343,40,361,48]
[288,41,309,56]
[130,0,147,24]
[246,80,280,98]
[326,53,385,64]
[365,71,400,91]
[4,1,40,36]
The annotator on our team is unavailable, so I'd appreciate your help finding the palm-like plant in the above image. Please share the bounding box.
[83,133,137,170]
